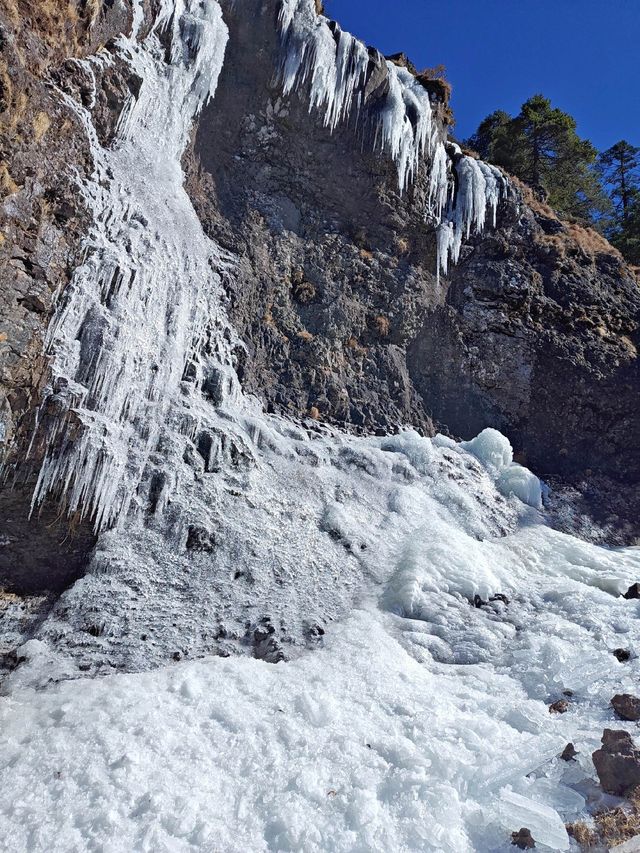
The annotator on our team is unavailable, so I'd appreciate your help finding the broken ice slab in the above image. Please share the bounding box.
[497,789,569,851]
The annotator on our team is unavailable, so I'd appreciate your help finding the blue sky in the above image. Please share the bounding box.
[323,0,640,153]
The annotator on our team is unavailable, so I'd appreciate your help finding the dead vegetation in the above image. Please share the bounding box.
[1,0,101,74]
[567,787,640,850]
[374,315,390,338]
[511,176,627,263]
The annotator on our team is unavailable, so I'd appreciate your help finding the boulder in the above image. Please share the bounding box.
[612,694,640,722]
[593,729,640,795]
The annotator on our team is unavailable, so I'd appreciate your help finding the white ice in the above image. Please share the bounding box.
[3,426,640,852]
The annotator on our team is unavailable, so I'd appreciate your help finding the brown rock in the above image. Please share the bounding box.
[511,827,535,849]
[560,742,578,761]
[612,694,640,722]
[549,699,570,714]
[593,729,640,795]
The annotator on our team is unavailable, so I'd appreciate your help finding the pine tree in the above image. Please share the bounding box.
[465,95,610,223]
[598,140,640,222]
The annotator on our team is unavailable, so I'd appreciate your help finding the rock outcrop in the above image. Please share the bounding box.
[186,0,640,539]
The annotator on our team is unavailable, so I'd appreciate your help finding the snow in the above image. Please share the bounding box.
[3,426,640,851]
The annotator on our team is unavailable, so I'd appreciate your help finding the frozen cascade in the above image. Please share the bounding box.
[28,0,235,531]
[1,2,640,851]
[276,0,509,278]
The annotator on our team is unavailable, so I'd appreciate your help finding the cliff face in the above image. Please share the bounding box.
[0,0,638,608]
[186,0,640,538]
[0,0,145,589]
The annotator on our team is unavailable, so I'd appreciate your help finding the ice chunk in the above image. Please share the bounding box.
[498,789,570,851]
[461,428,513,471]
[497,463,543,510]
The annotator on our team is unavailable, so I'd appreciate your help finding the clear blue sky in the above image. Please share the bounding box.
[324,0,640,152]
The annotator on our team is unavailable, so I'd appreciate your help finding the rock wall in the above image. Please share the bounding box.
[185,0,640,538]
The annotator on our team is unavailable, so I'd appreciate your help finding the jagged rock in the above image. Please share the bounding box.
[560,742,578,761]
[549,699,570,714]
[511,827,535,849]
[186,526,217,552]
[612,694,640,722]
[593,729,640,795]
[253,620,286,664]
[624,583,640,599]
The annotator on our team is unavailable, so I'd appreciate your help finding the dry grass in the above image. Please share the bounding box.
[2,0,102,76]
[374,315,390,338]
[296,329,314,342]
[567,787,640,850]
[33,111,51,142]
[308,405,320,420]
[510,176,625,263]
[0,162,18,195]
[395,236,410,255]
[292,280,316,305]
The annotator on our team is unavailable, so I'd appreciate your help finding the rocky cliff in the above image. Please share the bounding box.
[186,0,640,539]
[0,0,638,605]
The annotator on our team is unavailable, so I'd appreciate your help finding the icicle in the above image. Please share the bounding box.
[276,0,510,277]
[28,0,236,531]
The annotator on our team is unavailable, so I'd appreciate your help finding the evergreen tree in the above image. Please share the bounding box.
[465,95,609,223]
[612,198,640,264]
[597,140,640,263]
[598,140,640,222]
[465,110,511,160]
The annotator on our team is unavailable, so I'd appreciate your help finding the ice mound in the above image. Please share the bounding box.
[462,427,543,509]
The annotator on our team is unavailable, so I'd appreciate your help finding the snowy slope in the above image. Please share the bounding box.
[2,427,640,852]
[1,536,639,852]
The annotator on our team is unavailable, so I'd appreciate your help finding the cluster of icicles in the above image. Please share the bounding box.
[278,0,508,276]
[26,0,235,531]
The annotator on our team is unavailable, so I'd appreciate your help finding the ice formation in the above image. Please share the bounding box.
[1,2,639,852]
[27,0,235,531]
[277,0,509,277]
[462,427,543,509]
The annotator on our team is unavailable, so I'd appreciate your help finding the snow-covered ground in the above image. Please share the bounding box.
[2,428,639,852]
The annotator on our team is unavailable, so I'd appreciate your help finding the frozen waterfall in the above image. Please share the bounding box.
[277,0,509,277]
[28,0,235,531]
